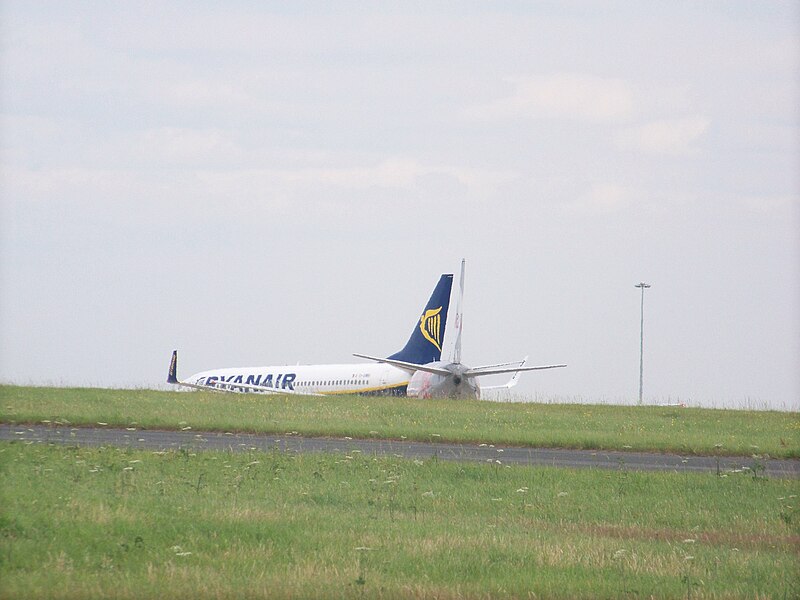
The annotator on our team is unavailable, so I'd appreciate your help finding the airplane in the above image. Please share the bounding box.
[354,260,566,399]
[167,273,454,396]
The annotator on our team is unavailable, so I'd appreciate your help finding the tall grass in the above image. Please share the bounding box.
[1,385,798,458]
[1,442,798,599]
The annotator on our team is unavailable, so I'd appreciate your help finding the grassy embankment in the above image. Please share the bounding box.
[1,385,798,458]
[1,442,798,599]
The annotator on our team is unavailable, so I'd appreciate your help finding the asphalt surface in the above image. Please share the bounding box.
[1,423,797,478]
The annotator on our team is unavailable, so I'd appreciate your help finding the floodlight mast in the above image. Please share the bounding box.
[635,282,651,405]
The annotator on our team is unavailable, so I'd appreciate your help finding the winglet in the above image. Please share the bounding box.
[480,356,529,392]
[167,350,179,384]
[505,355,528,389]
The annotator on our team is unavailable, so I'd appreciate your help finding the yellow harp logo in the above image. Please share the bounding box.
[419,306,443,352]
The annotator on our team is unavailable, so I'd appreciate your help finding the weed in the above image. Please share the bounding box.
[354,547,370,591]
[751,456,767,480]
[192,472,205,494]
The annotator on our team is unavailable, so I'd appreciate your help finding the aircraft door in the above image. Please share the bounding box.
[379,367,389,387]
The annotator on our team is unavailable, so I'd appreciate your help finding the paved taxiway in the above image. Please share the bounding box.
[1,424,797,478]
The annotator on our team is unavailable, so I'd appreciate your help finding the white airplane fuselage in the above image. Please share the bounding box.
[168,273,454,397]
[185,362,410,396]
[169,264,565,399]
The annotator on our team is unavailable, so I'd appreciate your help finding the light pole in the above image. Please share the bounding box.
[635,282,651,405]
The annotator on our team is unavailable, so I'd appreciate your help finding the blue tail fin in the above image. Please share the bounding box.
[388,274,453,364]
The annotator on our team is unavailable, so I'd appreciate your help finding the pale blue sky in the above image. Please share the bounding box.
[2,2,798,408]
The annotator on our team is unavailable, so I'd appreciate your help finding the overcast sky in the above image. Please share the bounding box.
[1,2,798,409]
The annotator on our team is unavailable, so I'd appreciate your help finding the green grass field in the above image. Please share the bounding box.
[1,442,798,599]
[1,385,797,458]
